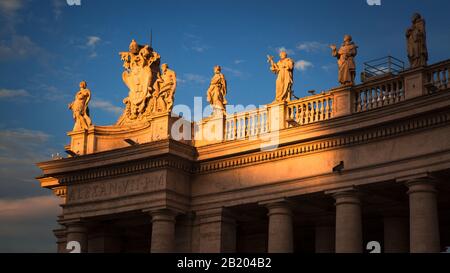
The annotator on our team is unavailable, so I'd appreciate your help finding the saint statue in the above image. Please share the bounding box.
[118,39,161,124]
[206,65,228,113]
[68,81,92,131]
[267,51,294,103]
[330,35,358,86]
[152,63,177,113]
[406,13,428,68]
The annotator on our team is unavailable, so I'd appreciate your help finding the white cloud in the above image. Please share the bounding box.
[90,99,123,115]
[0,88,30,99]
[0,35,41,61]
[86,36,101,48]
[321,63,336,71]
[296,41,328,52]
[178,73,208,85]
[234,59,245,65]
[277,46,295,56]
[295,60,314,71]
[222,66,244,78]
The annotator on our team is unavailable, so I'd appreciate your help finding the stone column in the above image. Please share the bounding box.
[315,225,335,253]
[266,201,293,253]
[332,189,363,253]
[150,209,177,253]
[66,222,88,253]
[383,216,409,253]
[198,208,236,253]
[405,178,440,253]
[53,228,67,253]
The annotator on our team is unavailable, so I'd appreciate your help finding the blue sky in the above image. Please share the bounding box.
[0,0,449,252]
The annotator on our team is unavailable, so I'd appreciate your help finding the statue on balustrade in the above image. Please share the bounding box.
[117,39,161,125]
[267,51,294,103]
[206,65,228,114]
[406,13,428,68]
[152,63,177,113]
[330,35,358,86]
[68,81,92,131]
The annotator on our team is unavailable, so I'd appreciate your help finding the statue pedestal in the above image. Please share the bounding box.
[268,101,287,132]
[194,112,226,147]
[67,113,189,155]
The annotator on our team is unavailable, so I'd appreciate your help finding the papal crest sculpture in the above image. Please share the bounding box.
[117,39,177,126]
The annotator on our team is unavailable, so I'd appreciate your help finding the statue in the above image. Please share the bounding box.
[68,81,92,131]
[330,35,358,86]
[117,39,161,125]
[406,13,428,68]
[267,51,294,103]
[206,65,228,113]
[152,63,177,113]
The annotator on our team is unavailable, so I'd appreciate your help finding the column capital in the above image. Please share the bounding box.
[146,208,177,223]
[326,187,361,206]
[260,199,293,217]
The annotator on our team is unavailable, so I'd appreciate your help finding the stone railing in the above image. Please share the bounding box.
[286,92,334,127]
[225,107,269,141]
[425,60,449,93]
[353,76,405,113]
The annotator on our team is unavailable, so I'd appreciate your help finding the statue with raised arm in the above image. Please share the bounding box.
[206,65,227,113]
[330,35,358,86]
[267,51,294,103]
[406,13,428,68]
[153,63,177,113]
[68,81,92,131]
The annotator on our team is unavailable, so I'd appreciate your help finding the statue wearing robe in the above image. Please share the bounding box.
[153,63,177,113]
[406,13,428,68]
[207,66,227,113]
[268,51,294,103]
[331,35,358,86]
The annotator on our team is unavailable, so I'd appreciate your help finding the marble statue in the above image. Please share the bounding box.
[152,63,177,113]
[406,13,428,68]
[206,65,228,113]
[267,51,294,103]
[118,39,161,124]
[69,81,92,131]
[330,35,358,86]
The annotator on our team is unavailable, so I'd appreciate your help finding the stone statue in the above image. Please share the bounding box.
[68,81,92,131]
[152,63,177,113]
[117,39,161,125]
[206,65,227,113]
[267,51,294,103]
[406,13,428,68]
[330,35,358,86]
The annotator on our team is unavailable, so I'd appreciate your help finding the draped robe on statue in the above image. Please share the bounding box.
[272,58,294,103]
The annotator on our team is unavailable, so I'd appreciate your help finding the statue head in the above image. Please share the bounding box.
[161,63,168,72]
[129,39,139,55]
[214,65,221,74]
[412,13,422,23]
[279,51,287,60]
[343,35,353,44]
[79,81,87,89]
[139,45,151,60]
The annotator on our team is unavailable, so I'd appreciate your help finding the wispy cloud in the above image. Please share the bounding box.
[0,35,43,61]
[234,59,245,65]
[296,41,328,53]
[90,99,123,115]
[321,63,336,71]
[182,33,210,53]
[295,60,314,71]
[0,195,61,252]
[85,36,101,58]
[178,73,208,85]
[222,66,244,78]
[276,46,295,56]
[0,88,30,99]
[0,0,25,33]
[52,0,64,19]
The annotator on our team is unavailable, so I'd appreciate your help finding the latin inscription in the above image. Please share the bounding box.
[66,172,164,203]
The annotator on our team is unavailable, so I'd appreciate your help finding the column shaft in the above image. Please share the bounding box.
[150,209,176,253]
[266,201,293,253]
[66,223,88,253]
